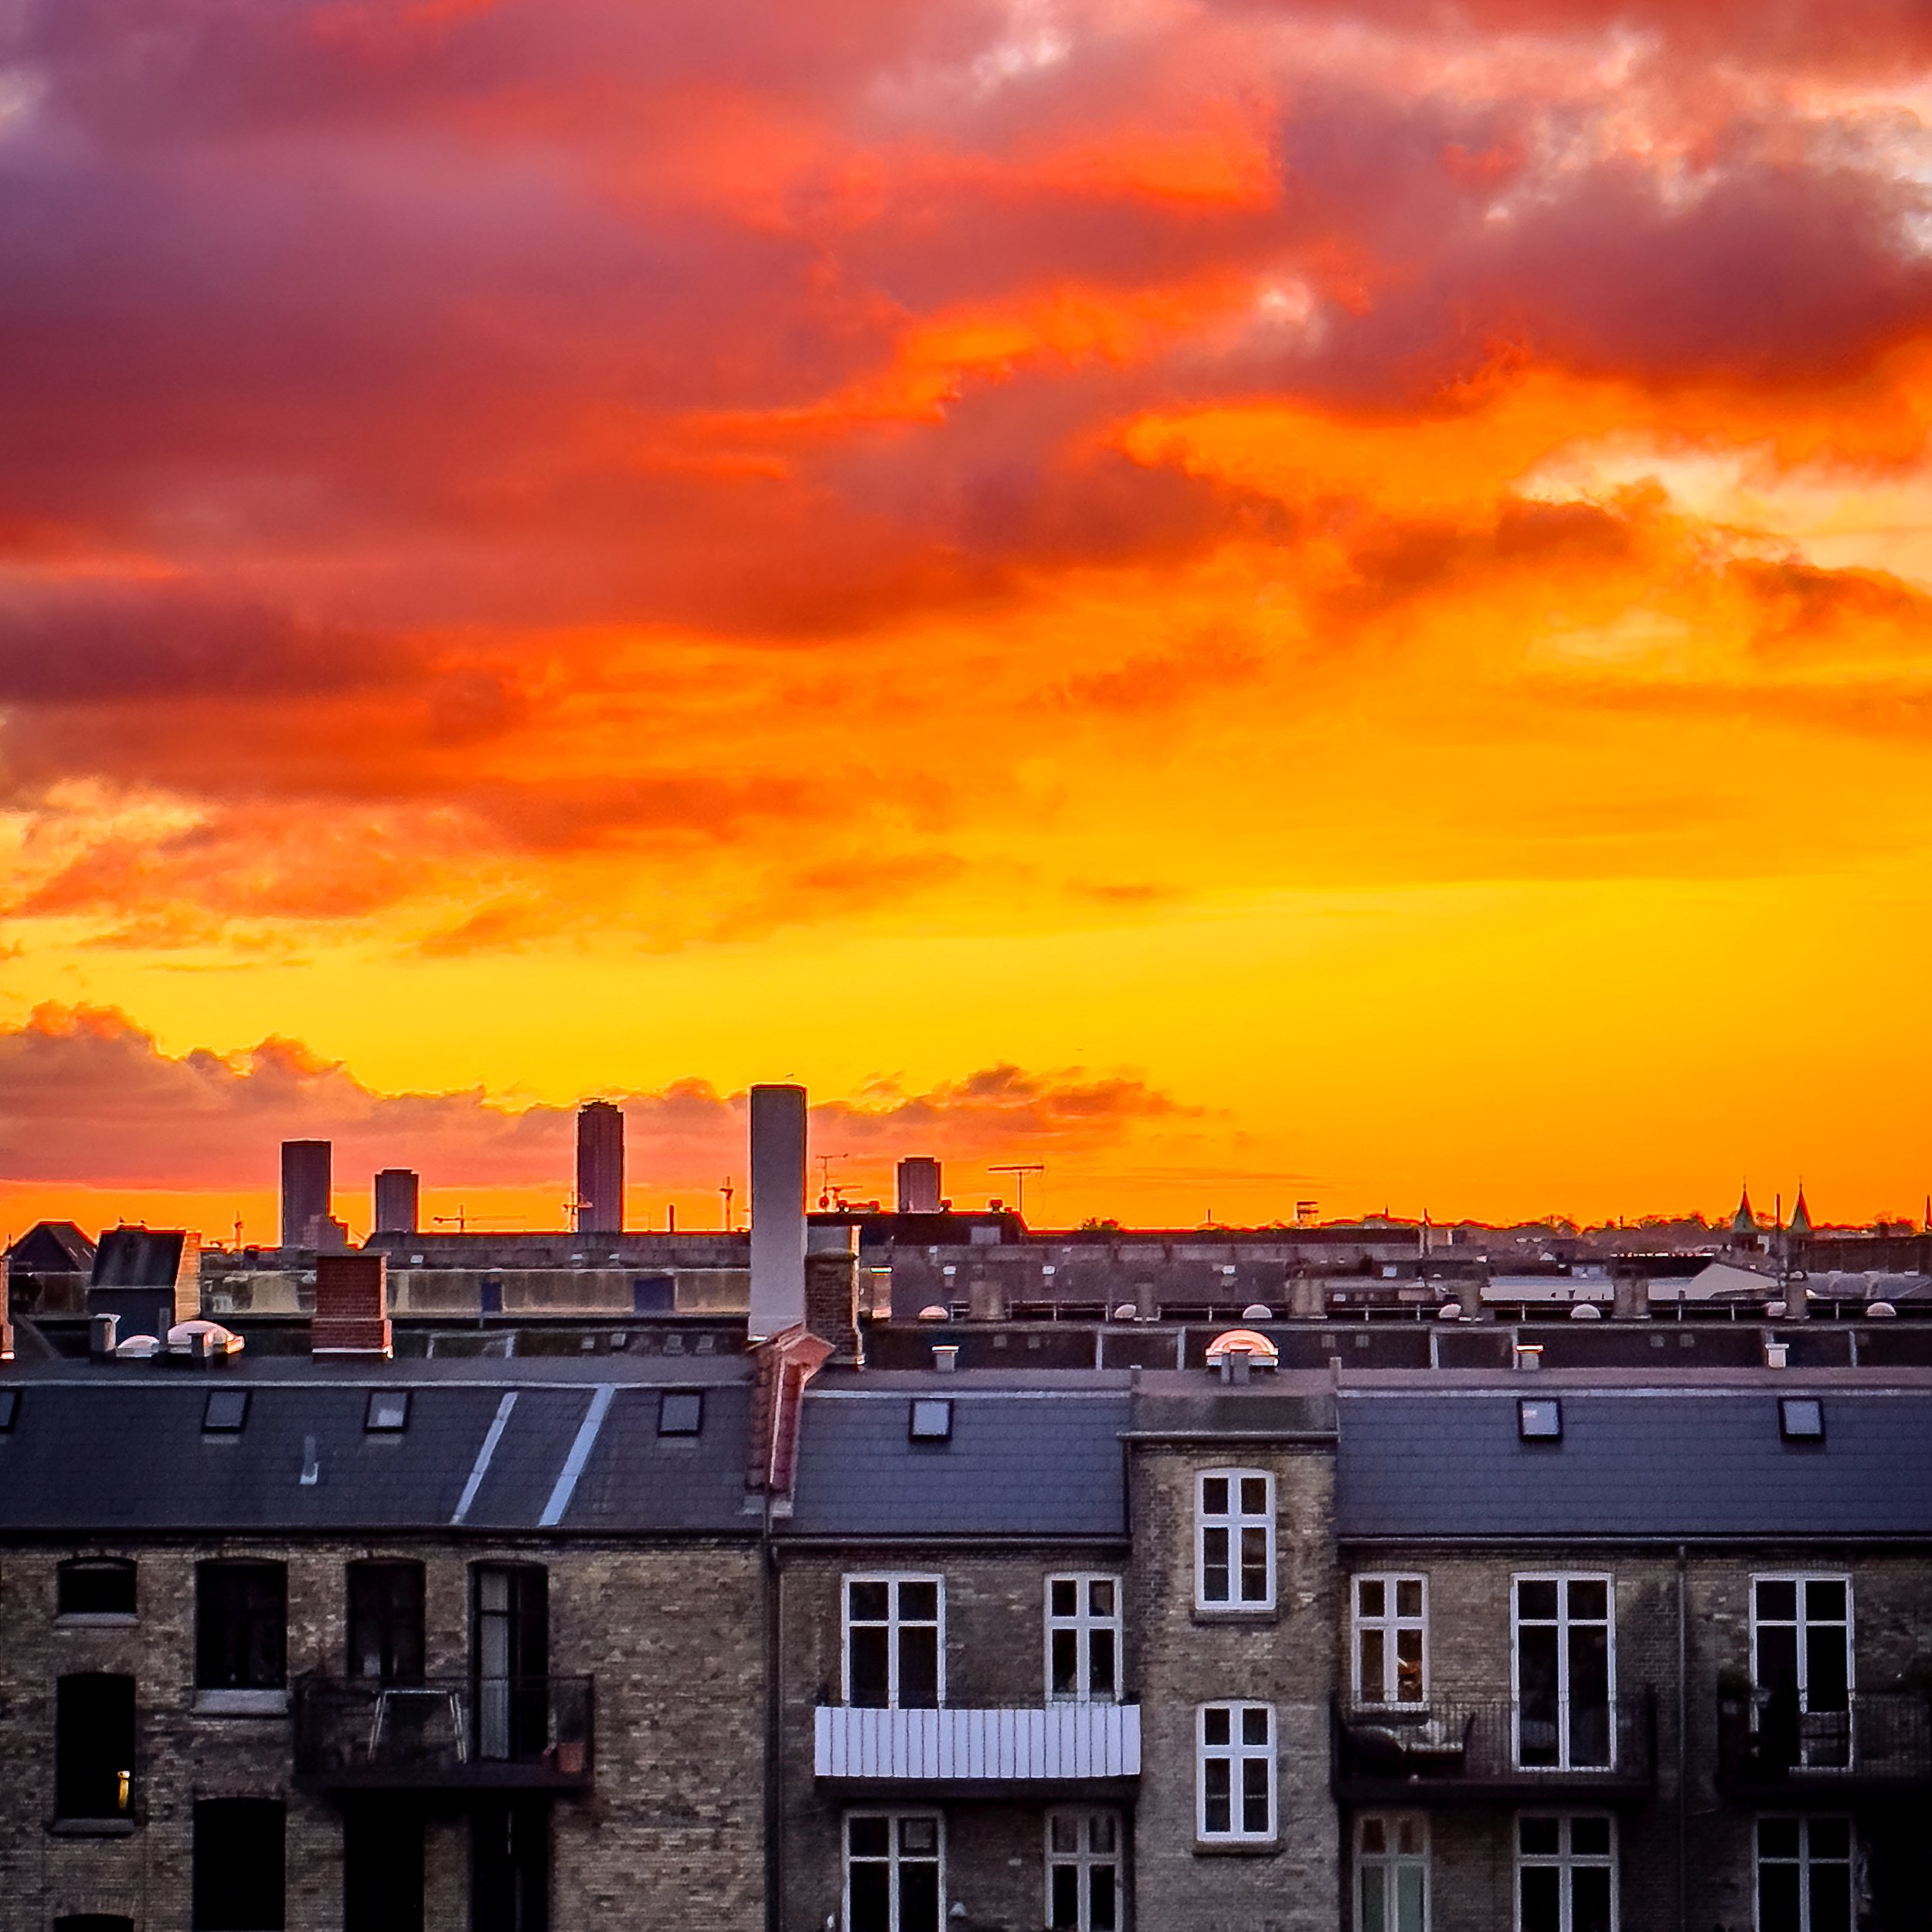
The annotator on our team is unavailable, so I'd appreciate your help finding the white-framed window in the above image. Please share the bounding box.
[1196,1470,1274,1611]
[1512,1575,1614,1770]
[1353,1575,1427,1706]
[845,1811,943,1932]
[1197,1702,1274,1842]
[1752,1576,1853,1769]
[1046,1808,1121,1931]
[1046,1575,1121,1702]
[1515,1814,1615,1932]
[1755,1815,1853,1932]
[844,1576,943,1709]
[1355,1813,1428,1932]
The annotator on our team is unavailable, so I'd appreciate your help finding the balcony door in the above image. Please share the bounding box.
[1753,1577,1852,1770]
[472,1565,548,1762]
[1513,1577,1613,1771]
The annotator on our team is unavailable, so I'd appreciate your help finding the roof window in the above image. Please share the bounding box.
[365,1391,409,1433]
[658,1391,703,1437]
[1779,1396,1825,1443]
[0,1389,16,1431]
[1518,1396,1562,1442]
[910,1398,954,1443]
[202,1389,249,1434]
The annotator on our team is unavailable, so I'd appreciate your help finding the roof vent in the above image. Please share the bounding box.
[932,1345,959,1373]
[1112,1302,1137,1321]
[113,1335,162,1359]
[1568,1304,1602,1321]
[1240,1303,1272,1321]
[168,1319,243,1359]
[1764,1340,1789,1370]
[1206,1328,1277,1385]
[1512,1342,1543,1371]
[1866,1301,1898,1318]
[1436,1303,1464,1321]
[917,1304,950,1323]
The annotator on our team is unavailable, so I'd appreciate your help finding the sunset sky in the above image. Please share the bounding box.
[6,0,1932,1241]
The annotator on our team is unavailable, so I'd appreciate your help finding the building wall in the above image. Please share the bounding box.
[0,1537,764,1932]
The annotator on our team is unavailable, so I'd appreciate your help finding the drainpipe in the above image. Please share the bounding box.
[1676,1543,1689,1932]
[764,1493,783,1932]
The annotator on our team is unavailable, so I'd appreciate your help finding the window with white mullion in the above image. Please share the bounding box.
[844,1576,944,1709]
[1756,1815,1853,1932]
[1752,1576,1853,1770]
[845,1811,943,1932]
[1196,1470,1274,1611]
[1512,1575,1614,1771]
[1197,1702,1274,1842]
[1515,1814,1615,1932]
[1354,1575,1427,1706]
[1046,1574,1121,1703]
[1046,1808,1121,1932]
[1355,1813,1429,1932]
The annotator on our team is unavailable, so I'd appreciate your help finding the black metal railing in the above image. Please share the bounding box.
[293,1675,594,1790]
[1333,1694,1656,1801]
[1718,1688,1932,1794]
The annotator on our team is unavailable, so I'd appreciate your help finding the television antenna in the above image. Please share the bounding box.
[989,1164,1044,1218]
[720,1176,735,1232]
[816,1153,851,1211]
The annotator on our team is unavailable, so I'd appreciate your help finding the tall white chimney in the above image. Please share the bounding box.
[748,1083,808,1339]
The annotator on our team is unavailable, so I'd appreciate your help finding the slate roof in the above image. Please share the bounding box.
[90,1227,189,1288]
[5,1222,96,1272]
[1337,1383,1932,1540]
[0,1361,754,1536]
[786,1381,1130,1539]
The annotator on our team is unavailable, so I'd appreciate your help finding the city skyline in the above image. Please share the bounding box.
[7,2,1932,1234]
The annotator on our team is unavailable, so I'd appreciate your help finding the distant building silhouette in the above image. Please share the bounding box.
[897,1156,943,1215]
[373,1168,420,1235]
[577,1102,624,1234]
[281,1140,332,1248]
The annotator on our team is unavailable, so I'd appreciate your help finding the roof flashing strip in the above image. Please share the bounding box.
[539,1385,616,1527]
[450,1392,518,1526]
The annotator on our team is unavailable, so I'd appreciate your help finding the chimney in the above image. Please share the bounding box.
[312,1253,392,1358]
[90,1312,118,1360]
[0,1253,11,1362]
[896,1156,943,1215]
[748,1083,807,1341]
[1611,1268,1645,1321]
[806,1222,862,1362]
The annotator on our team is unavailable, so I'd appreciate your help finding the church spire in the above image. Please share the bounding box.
[1730,1182,1756,1236]
[1789,1183,1811,1238]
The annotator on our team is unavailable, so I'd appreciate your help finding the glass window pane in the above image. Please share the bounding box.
[1757,1865,1801,1932]
[1808,1857,1852,1932]
[1052,1630,1079,1695]
[1570,1817,1611,1857]
[1201,1478,1228,1515]
[1240,1757,1270,1832]
[1757,1818,1801,1859]
[1395,1865,1426,1932]
[1567,1578,1607,1621]
[1088,1814,1115,1855]
[1241,1706,1269,1747]
[1202,1706,1230,1746]
[1358,1578,1385,1618]
[1089,1630,1116,1696]
[1049,1815,1079,1854]
[1359,1817,1386,1855]
[1807,1818,1852,1862]
[1395,1631,1423,1702]
[1396,1818,1423,1856]
[1519,1818,1560,1856]
[1396,1579,1423,1618]
[899,1861,940,1932]
[1050,1580,1077,1617]
[1049,1864,1079,1928]
[849,1628,889,1708]
[847,1862,891,1932]
[848,1817,890,1858]
[1517,1579,1559,1620]
[898,1628,939,1709]
[1202,1529,1230,1602]
[899,1817,937,1856]
[1359,1866,1387,1932]
[1089,1580,1114,1617]
[1519,1866,1561,1932]
[849,1580,889,1621]
[1756,1579,1796,1621]
[1203,1761,1231,1834]
[1240,1476,1267,1515]
[1572,1866,1612,1932]
[1361,1629,1386,1696]
[1805,1579,1846,1623]
[898,1581,937,1622]
[1240,1526,1270,1600]
[1090,1866,1117,1932]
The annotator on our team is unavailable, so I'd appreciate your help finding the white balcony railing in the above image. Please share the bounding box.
[815,1704,1141,1781]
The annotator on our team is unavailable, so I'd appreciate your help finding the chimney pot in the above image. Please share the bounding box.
[90,1312,119,1360]
[932,1345,959,1372]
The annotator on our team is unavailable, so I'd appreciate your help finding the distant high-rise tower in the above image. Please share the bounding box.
[373,1168,420,1235]
[577,1101,624,1234]
[897,1157,943,1215]
[281,1140,332,1249]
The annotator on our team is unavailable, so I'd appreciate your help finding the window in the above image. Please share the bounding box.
[909,1399,953,1442]
[1515,1815,1614,1932]
[196,1562,286,1690]
[471,1800,547,1932]
[1196,1470,1274,1611]
[1047,1809,1121,1931]
[1518,1398,1562,1442]
[1757,1816,1852,1932]
[1046,1575,1121,1702]
[348,1561,426,1685]
[1753,1577,1852,1770]
[473,1565,549,1762]
[1513,1577,1613,1770]
[844,1576,942,1709]
[366,1391,410,1432]
[192,1798,285,1931]
[845,1812,942,1932]
[55,1673,135,1821]
[202,1389,249,1434]
[1779,1398,1825,1443]
[58,1557,136,1618]
[1197,1702,1274,1842]
[345,1804,424,1932]
[658,1391,702,1436]
[1356,1814,1428,1932]
[1353,1576,1427,1706]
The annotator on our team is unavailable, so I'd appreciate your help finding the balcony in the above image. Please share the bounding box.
[1717,1689,1932,1801]
[292,1676,594,1791]
[815,1705,1141,1790]
[1333,1695,1656,1804]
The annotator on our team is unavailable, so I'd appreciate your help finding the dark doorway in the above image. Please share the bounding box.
[196,1561,287,1692]
[55,1673,134,1820]
[348,1561,426,1684]
[192,1798,284,1930]
[345,1802,425,1932]
[472,1801,549,1932]
[471,1565,547,1761]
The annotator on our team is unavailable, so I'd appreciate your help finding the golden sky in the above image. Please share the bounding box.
[6,0,1932,1239]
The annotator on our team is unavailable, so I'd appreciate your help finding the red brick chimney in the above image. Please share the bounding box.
[312,1253,391,1358]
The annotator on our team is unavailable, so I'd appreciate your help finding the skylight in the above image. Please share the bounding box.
[910,1398,954,1443]
[203,1389,249,1434]
[1518,1397,1562,1442]
[658,1391,703,1437]
[1779,1396,1825,1443]
[365,1391,410,1433]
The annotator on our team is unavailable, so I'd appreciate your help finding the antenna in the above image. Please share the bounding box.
[720,1175,735,1232]
[816,1153,851,1212]
[434,1206,468,1233]
[989,1164,1044,1218]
